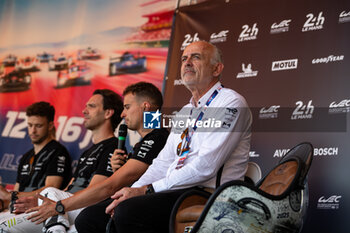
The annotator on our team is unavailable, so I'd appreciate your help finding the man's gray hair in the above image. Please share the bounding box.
[210,44,224,65]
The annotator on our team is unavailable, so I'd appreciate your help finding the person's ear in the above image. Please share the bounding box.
[143,102,151,111]
[48,121,54,131]
[105,109,114,119]
[212,63,224,77]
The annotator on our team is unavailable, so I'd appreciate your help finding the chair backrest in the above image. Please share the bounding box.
[244,161,262,185]
[259,160,299,196]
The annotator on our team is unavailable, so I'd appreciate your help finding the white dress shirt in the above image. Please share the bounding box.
[133,82,252,192]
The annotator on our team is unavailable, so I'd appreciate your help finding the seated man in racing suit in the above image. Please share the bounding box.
[26,82,168,233]
[0,101,71,222]
[0,89,122,233]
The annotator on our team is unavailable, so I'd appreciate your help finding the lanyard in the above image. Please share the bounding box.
[176,85,222,169]
[189,86,221,133]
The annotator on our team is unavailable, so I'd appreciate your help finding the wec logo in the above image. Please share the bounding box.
[339,11,350,23]
[318,195,342,203]
[329,99,350,108]
[210,30,229,43]
[259,105,280,119]
[317,195,341,209]
[260,105,280,113]
[270,19,291,34]
[329,99,350,113]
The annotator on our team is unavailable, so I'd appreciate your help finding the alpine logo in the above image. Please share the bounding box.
[238,23,258,42]
[210,30,229,43]
[317,195,341,209]
[236,63,258,78]
[181,33,200,50]
[270,19,291,34]
[339,10,350,23]
[272,59,298,71]
[291,100,314,120]
[312,55,344,64]
[259,105,280,119]
[328,99,350,113]
[302,12,325,32]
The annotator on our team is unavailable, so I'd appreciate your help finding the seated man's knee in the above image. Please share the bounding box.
[39,187,61,202]
[113,199,133,226]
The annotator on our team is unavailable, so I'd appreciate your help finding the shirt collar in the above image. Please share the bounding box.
[189,81,222,108]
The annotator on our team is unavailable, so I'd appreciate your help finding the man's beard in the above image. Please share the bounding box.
[31,133,49,145]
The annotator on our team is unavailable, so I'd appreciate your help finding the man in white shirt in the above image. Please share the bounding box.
[76,40,252,233]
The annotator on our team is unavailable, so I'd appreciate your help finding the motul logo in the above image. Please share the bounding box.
[272,59,298,71]
[318,195,342,203]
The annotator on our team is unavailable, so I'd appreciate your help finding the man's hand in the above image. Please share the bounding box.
[26,195,56,224]
[12,196,38,214]
[105,187,146,216]
[110,149,128,172]
[0,186,10,211]
[0,185,10,201]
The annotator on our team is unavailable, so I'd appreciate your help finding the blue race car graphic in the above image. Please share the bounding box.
[37,52,54,63]
[109,52,147,76]
[49,54,72,71]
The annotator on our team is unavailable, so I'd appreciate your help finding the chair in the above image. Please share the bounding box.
[170,142,313,233]
[170,162,262,233]
[244,161,262,185]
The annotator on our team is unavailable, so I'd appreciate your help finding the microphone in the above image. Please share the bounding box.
[117,124,127,150]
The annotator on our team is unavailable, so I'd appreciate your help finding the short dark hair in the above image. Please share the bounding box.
[123,82,163,110]
[93,89,123,131]
[26,101,55,122]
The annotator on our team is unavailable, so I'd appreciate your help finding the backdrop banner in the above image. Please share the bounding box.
[163,0,350,232]
[0,0,174,185]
